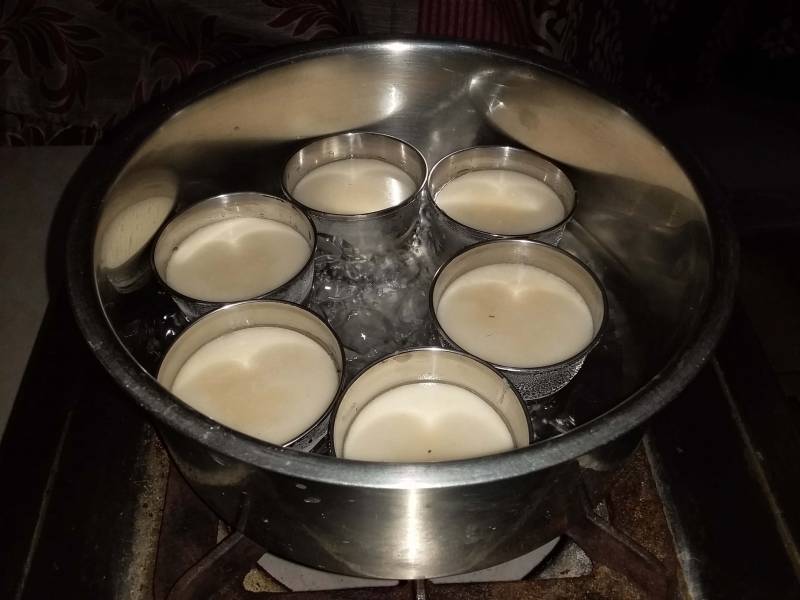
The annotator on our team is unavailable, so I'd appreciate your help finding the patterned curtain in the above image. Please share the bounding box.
[0,0,357,144]
[1,0,796,144]
[417,0,799,110]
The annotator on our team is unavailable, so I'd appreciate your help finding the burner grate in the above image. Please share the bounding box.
[154,449,680,600]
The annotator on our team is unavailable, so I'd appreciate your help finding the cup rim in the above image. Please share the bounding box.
[428,238,609,374]
[150,191,318,306]
[328,346,534,461]
[157,299,347,449]
[66,37,738,487]
[428,145,577,238]
[281,131,429,221]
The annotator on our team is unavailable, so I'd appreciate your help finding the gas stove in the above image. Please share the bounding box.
[2,262,798,599]
[150,442,674,599]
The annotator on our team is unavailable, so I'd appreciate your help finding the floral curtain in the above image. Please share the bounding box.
[417,0,799,111]
[0,0,357,144]
[1,0,796,145]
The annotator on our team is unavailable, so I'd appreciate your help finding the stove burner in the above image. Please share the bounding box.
[155,450,677,599]
[251,537,561,591]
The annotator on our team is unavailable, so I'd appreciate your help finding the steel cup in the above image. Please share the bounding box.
[158,300,345,451]
[331,347,532,460]
[426,146,575,263]
[283,132,427,258]
[430,239,607,401]
[152,192,316,320]
[97,167,178,293]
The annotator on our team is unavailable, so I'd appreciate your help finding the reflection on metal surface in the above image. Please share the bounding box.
[471,69,699,201]
[135,54,405,163]
[157,300,345,451]
[97,167,177,292]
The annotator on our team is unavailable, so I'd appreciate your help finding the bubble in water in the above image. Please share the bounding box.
[337,307,394,358]
[308,220,438,372]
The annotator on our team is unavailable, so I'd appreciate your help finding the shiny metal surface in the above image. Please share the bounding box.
[157,300,345,451]
[65,40,737,579]
[96,167,178,293]
[331,347,532,457]
[427,146,575,258]
[430,239,606,401]
[152,192,316,319]
[283,132,427,256]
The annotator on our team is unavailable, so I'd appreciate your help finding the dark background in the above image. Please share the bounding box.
[1,0,797,144]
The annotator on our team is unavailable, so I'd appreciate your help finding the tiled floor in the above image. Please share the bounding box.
[0,146,90,438]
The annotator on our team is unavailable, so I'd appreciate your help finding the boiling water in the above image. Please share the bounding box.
[308,206,440,374]
[120,203,629,448]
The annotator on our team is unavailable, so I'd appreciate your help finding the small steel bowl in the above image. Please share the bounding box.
[152,192,316,320]
[430,239,607,401]
[157,300,345,451]
[97,167,178,293]
[426,146,575,262]
[331,347,532,461]
[67,40,736,580]
[282,132,427,257]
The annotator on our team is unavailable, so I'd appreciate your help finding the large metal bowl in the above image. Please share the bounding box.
[66,39,737,579]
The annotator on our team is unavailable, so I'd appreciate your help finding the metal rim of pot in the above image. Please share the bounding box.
[65,38,739,489]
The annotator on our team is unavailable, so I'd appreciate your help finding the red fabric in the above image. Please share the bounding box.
[417,0,799,112]
[417,0,529,47]
[2,0,796,143]
[0,0,357,145]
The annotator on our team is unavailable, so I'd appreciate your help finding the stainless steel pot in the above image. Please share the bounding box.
[282,131,428,257]
[65,40,737,580]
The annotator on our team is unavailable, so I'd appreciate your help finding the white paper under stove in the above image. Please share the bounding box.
[256,537,559,591]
